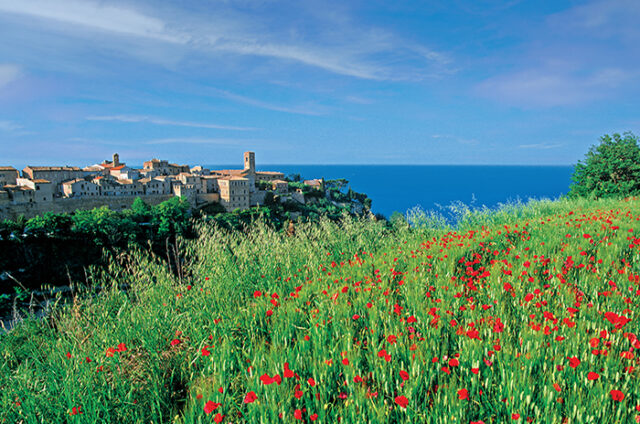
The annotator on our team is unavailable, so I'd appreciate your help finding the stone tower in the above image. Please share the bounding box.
[244,151,255,173]
[113,153,120,167]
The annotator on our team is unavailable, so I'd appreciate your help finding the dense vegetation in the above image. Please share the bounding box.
[0,180,370,297]
[569,132,640,199]
[1,197,639,423]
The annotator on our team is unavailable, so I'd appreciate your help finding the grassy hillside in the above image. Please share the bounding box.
[1,197,639,423]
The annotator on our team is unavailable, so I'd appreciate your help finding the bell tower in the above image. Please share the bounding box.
[113,153,120,167]
[244,151,255,173]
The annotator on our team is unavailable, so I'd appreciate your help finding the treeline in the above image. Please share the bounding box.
[0,197,192,293]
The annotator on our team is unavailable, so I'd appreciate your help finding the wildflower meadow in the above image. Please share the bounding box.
[1,197,639,423]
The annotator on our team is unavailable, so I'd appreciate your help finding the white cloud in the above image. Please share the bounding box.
[0,120,21,131]
[476,68,635,108]
[212,89,328,115]
[0,0,185,43]
[0,64,20,89]
[0,0,451,81]
[86,115,256,131]
[518,143,563,149]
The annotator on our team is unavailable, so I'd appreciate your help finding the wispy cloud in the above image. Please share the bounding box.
[0,120,21,131]
[518,143,563,149]
[477,68,635,107]
[212,89,327,116]
[0,0,452,81]
[0,0,185,43]
[144,137,254,145]
[0,64,20,89]
[86,115,256,131]
[431,134,479,146]
[475,0,640,108]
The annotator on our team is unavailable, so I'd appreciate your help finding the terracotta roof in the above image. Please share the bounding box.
[257,171,284,175]
[272,179,288,184]
[111,165,126,171]
[4,184,32,191]
[0,166,17,171]
[32,179,51,184]
[218,176,248,181]
[212,169,247,176]
[25,166,82,171]
[62,178,87,185]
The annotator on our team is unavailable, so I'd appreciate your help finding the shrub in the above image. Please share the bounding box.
[569,132,640,198]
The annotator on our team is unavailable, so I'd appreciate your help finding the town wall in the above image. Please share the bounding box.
[0,194,173,221]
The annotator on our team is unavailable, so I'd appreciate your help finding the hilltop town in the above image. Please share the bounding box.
[0,152,323,220]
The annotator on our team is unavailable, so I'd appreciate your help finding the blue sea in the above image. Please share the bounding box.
[206,165,575,218]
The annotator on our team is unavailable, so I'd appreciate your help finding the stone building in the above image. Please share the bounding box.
[17,178,54,202]
[272,179,289,194]
[139,177,169,195]
[0,166,19,187]
[255,171,285,182]
[143,159,189,176]
[177,173,201,192]
[201,175,220,194]
[115,179,144,196]
[22,166,85,195]
[62,179,101,198]
[3,185,34,204]
[218,177,250,211]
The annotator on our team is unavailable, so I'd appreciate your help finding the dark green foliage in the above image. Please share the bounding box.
[569,132,640,198]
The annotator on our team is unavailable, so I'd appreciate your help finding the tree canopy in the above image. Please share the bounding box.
[569,132,640,198]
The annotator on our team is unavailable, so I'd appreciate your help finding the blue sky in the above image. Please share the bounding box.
[0,0,638,168]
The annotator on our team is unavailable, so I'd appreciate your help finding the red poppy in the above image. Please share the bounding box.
[458,388,469,400]
[170,339,181,346]
[244,391,257,404]
[214,413,224,423]
[204,401,221,414]
[587,372,600,380]
[310,413,318,421]
[512,413,520,420]
[117,342,127,352]
[399,370,409,381]
[395,395,409,408]
[568,357,580,368]
[308,377,316,387]
[294,409,303,420]
[69,406,82,415]
[201,348,211,356]
[610,390,625,401]
[387,335,397,344]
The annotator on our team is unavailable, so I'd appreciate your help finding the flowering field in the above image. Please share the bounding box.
[1,198,639,423]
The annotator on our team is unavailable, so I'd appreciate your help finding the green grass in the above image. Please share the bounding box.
[1,197,639,423]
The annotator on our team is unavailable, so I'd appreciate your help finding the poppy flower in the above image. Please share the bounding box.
[458,388,469,400]
[244,391,257,404]
[310,413,318,421]
[610,390,624,401]
[399,370,409,381]
[170,339,181,346]
[214,413,224,423]
[308,377,316,387]
[201,348,211,356]
[69,406,82,415]
[204,401,221,414]
[512,413,520,420]
[568,357,580,368]
[587,372,599,380]
[395,395,409,408]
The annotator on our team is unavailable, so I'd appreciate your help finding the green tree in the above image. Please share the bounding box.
[25,212,73,237]
[151,197,191,239]
[569,132,640,198]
